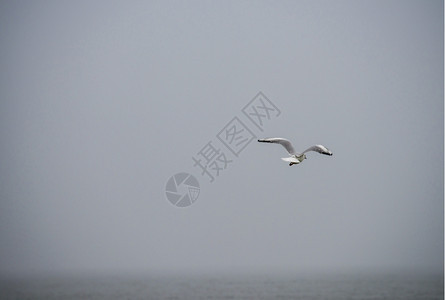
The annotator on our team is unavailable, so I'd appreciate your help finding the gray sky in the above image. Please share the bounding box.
[0,0,443,276]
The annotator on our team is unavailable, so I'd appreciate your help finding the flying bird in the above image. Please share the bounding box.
[258,137,333,166]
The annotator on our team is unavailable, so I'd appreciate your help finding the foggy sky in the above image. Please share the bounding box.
[0,0,443,276]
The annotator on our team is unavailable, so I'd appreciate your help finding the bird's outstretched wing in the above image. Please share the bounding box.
[302,145,333,156]
[258,138,296,155]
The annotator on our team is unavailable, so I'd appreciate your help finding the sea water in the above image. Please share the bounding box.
[1,272,443,299]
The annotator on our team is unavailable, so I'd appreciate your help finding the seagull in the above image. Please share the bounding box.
[258,137,333,166]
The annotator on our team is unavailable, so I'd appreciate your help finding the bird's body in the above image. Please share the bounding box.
[258,138,333,166]
[280,156,303,166]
